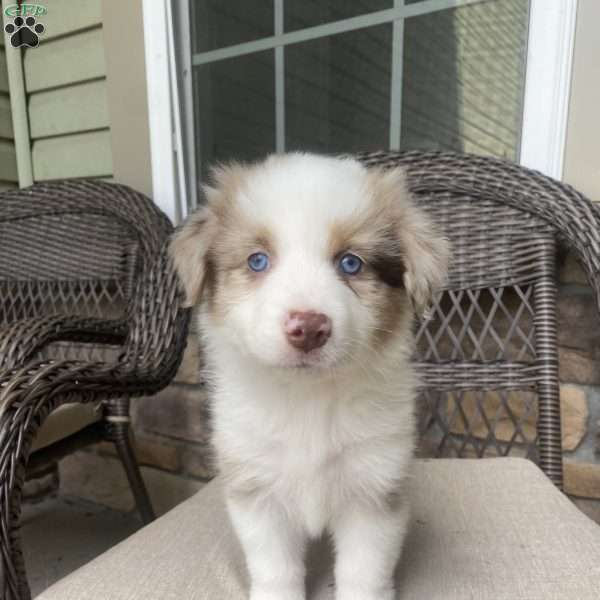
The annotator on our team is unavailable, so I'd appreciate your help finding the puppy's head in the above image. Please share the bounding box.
[170,154,449,370]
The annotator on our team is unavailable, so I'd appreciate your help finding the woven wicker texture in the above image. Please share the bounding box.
[354,150,600,491]
[0,181,191,600]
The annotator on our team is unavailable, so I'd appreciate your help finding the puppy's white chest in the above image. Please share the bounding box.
[271,412,407,535]
[215,377,412,537]
[260,412,351,534]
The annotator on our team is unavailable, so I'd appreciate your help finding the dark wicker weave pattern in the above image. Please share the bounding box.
[357,151,600,490]
[0,181,191,600]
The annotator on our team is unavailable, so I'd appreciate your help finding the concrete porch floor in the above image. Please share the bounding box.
[22,451,205,598]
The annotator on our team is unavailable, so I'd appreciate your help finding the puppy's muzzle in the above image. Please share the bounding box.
[285,311,332,353]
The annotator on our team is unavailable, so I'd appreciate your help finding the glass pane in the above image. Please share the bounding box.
[401,0,530,160]
[285,0,391,32]
[191,0,273,53]
[193,51,275,178]
[285,25,392,154]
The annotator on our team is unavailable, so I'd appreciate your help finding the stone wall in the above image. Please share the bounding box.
[122,251,600,502]
[558,252,600,500]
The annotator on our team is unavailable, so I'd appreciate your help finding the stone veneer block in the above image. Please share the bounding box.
[560,385,589,452]
[559,347,600,385]
[132,383,211,444]
[564,461,600,499]
[557,287,600,356]
[133,436,182,472]
[96,437,181,473]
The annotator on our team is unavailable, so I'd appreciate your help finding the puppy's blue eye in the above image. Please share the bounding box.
[339,253,363,275]
[248,252,269,272]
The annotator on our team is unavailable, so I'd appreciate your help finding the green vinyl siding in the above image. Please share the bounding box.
[28,79,109,138]
[23,0,112,182]
[0,139,18,181]
[0,48,8,92]
[32,130,112,180]
[42,0,102,41]
[0,40,17,189]
[0,94,12,138]
[24,28,106,93]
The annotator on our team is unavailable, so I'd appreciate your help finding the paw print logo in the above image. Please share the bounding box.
[4,16,45,48]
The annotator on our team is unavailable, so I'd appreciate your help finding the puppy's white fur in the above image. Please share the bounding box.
[170,153,449,600]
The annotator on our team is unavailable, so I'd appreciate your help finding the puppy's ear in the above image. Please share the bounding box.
[169,163,245,307]
[168,205,218,308]
[401,196,450,316]
[370,167,450,316]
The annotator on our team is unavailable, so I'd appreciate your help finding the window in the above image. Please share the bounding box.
[142,0,577,221]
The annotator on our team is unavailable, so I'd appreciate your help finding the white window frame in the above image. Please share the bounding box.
[142,0,187,224]
[520,0,578,179]
[142,0,578,223]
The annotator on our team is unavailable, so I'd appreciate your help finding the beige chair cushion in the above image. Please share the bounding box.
[37,458,600,600]
[32,403,101,452]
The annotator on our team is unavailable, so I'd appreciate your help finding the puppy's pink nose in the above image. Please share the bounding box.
[285,311,332,353]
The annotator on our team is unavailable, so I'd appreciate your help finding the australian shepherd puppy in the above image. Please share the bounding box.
[169,153,449,600]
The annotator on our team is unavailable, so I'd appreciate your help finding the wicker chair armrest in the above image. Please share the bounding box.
[0,357,162,423]
[0,315,127,373]
[121,243,191,388]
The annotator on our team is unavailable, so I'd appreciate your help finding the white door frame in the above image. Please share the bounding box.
[142,0,579,223]
[142,0,187,224]
[520,0,578,179]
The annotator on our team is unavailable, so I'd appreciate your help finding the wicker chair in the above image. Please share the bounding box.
[0,181,190,600]
[358,150,577,488]
[33,153,600,599]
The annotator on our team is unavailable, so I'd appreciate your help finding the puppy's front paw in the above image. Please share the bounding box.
[250,585,305,600]
[336,586,395,600]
